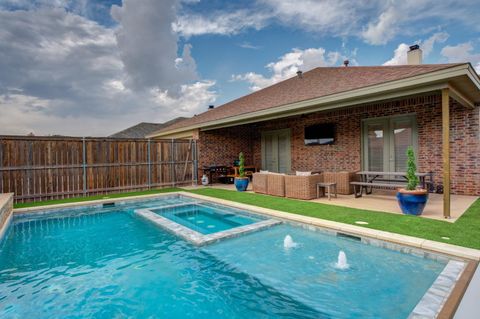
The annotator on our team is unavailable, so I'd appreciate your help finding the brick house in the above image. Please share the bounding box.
[148,47,480,217]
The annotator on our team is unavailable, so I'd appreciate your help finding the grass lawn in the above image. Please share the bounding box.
[186,188,480,250]
[13,188,182,209]
[12,187,480,250]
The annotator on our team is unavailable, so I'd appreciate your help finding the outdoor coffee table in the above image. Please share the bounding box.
[316,182,337,200]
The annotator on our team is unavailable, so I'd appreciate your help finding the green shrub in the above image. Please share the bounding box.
[238,152,245,178]
[406,146,419,190]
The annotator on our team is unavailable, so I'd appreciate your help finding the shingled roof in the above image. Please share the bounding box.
[110,117,187,138]
[151,64,465,136]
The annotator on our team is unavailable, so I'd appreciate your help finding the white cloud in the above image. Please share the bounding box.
[175,0,479,46]
[261,0,358,36]
[233,47,341,91]
[111,0,197,92]
[361,1,477,45]
[238,42,261,50]
[362,6,399,45]
[383,44,410,66]
[172,10,268,37]
[151,80,217,113]
[421,32,449,56]
[0,2,217,136]
[441,42,480,72]
[0,0,90,16]
[383,32,450,65]
[174,0,361,38]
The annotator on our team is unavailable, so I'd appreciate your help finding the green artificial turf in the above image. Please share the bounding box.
[185,188,480,250]
[13,188,182,209]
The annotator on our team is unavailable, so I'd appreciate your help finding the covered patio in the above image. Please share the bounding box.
[150,62,480,220]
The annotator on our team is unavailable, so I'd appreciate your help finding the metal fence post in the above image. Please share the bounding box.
[147,139,152,189]
[82,137,87,196]
[171,139,176,188]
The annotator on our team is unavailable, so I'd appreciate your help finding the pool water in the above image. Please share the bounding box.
[151,203,262,234]
[0,196,448,318]
[205,225,446,318]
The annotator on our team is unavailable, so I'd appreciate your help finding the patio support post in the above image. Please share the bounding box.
[442,88,451,218]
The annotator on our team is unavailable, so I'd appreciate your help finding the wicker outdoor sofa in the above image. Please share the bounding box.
[252,171,323,200]
[252,171,357,200]
[284,174,323,200]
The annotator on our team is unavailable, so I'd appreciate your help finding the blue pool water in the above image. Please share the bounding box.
[0,195,447,318]
[151,203,262,234]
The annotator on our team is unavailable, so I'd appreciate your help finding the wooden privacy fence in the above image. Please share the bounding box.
[0,136,198,203]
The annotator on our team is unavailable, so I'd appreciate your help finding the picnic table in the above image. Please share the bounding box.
[351,171,434,198]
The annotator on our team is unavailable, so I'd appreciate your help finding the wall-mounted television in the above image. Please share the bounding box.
[304,123,335,145]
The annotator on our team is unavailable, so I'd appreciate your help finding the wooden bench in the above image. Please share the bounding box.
[350,181,406,198]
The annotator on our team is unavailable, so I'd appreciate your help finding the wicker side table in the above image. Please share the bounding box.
[316,182,337,200]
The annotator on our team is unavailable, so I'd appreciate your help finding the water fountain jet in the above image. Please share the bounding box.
[283,235,298,249]
[335,250,349,270]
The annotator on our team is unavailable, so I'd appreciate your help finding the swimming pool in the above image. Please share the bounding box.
[0,194,465,318]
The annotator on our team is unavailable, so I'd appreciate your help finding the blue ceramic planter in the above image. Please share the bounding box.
[396,191,428,216]
[234,178,249,192]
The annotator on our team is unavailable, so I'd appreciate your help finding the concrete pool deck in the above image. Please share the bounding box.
[185,184,478,222]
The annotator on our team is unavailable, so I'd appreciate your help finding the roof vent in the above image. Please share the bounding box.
[296,70,303,78]
[208,105,214,110]
[343,60,349,67]
[407,44,422,65]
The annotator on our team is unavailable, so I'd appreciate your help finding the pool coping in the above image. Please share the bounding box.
[0,193,14,245]
[10,191,480,318]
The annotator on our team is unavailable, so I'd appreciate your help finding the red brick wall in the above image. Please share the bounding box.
[197,126,255,168]
[197,94,480,195]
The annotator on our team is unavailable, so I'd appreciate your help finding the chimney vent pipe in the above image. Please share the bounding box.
[407,44,423,65]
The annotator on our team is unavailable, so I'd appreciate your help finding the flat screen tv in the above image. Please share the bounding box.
[304,123,335,145]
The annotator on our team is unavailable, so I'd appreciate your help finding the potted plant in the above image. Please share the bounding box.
[234,152,249,191]
[396,147,428,215]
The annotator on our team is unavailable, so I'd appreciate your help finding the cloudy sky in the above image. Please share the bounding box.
[0,0,479,136]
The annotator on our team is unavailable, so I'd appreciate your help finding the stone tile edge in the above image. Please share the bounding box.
[0,193,13,243]
[0,211,13,244]
[13,192,180,214]
[409,260,467,319]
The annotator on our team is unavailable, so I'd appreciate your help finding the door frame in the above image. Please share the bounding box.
[261,128,292,173]
[361,113,418,171]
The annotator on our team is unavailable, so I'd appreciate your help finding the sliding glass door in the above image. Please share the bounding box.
[363,115,417,172]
